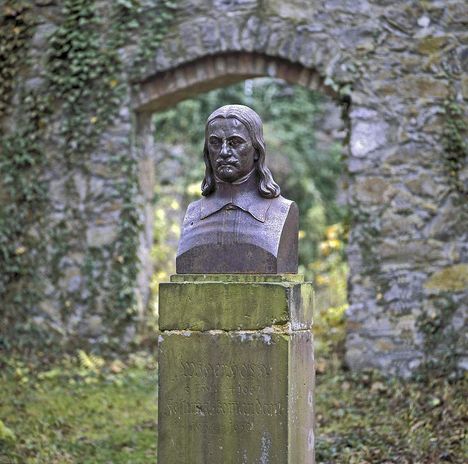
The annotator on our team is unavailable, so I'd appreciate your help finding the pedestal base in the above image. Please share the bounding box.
[158,275,314,463]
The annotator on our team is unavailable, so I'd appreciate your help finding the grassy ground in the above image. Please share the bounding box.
[0,353,466,463]
[0,353,157,464]
[315,365,467,463]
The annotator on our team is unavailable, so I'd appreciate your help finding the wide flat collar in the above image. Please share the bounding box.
[200,172,272,223]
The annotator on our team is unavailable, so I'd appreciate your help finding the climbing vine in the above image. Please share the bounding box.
[0,92,52,349]
[107,150,143,329]
[412,96,468,374]
[0,2,52,348]
[442,97,467,198]
[1,0,177,350]
[104,0,177,331]
[0,1,34,120]
[47,0,122,160]
[417,294,461,377]
[132,0,178,76]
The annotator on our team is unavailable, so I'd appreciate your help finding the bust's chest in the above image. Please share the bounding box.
[176,196,298,274]
[178,199,291,257]
[188,205,259,246]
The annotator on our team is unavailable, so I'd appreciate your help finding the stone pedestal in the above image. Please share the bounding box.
[158,275,315,463]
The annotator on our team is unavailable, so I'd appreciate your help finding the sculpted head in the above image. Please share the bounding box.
[201,105,280,199]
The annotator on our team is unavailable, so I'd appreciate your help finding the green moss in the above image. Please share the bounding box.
[417,36,448,55]
[171,274,305,283]
[417,294,461,374]
[424,264,468,292]
[159,280,313,331]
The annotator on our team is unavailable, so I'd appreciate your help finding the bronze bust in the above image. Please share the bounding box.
[176,105,298,274]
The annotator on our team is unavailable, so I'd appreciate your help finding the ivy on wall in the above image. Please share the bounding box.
[0,1,33,119]
[417,294,461,377]
[0,93,51,349]
[442,97,467,198]
[48,0,122,160]
[0,2,52,348]
[414,95,468,375]
[105,0,177,334]
[0,0,177,350]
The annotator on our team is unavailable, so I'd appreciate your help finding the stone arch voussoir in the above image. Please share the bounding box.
[132,52,339,113]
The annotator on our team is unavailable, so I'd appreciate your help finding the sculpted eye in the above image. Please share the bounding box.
[209,137,221,146]
[229,138,243,147]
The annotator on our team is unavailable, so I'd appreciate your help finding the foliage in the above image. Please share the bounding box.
[442,97,467,197]
[46,0,144,331]
[312,223,348,361]
[0,0,176,350]
[0,1,33,119]
[0,3,50,349]
[130,0,178,77]
[417,293,462,376]
[105,141,145,331]
[47,0,122,159]
[0,354,466,463]
[0,91,53,349]
[414,96,467,371]
[0,419,15,444]
[149,186,182,313]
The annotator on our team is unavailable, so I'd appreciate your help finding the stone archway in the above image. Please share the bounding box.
[133,52,335,113]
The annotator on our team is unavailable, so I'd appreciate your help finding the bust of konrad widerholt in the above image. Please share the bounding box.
[176,104,298,274]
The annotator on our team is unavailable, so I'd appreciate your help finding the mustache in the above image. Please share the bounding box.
[216,159,240,167]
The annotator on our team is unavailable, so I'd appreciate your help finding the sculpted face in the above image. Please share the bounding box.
[207,117,258,183]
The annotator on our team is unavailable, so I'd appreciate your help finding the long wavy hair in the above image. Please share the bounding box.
[201,105,280,199]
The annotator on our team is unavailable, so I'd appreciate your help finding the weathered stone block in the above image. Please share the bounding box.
[158,330,314,464]
[159,274,313,331]
[158,275,315,463]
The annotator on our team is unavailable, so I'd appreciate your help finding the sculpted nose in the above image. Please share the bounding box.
[219,140,230,158]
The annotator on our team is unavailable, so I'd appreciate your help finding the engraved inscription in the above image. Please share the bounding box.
[164,399,283,417]
[163,359,285,428]
[158,333,292,463]
[179,360,271,379]
[191,419,255,434]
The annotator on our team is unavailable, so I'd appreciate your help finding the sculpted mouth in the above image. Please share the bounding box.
[217,161,239,168]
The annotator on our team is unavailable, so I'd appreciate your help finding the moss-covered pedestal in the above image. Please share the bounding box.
[158,274,315,463]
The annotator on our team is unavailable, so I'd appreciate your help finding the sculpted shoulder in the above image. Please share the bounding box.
[273,195,295,210]
[182,199,202,223]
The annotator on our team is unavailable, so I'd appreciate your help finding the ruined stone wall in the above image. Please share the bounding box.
[1,0,466,375]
